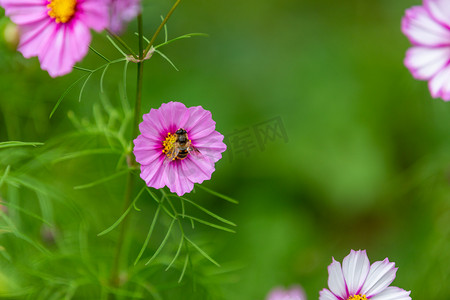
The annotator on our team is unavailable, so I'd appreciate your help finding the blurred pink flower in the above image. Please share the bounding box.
[402,0,450,101]
[133,101,226,196]
[320,250,411,300]
[109,0,141,34]
[266,286,306,300]
[0,0,109,77]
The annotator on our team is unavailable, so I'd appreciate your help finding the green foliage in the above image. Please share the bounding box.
[2,0,450,299]
[0,97,236,298]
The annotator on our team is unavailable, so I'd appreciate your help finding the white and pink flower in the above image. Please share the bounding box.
[267,285,307,300]
[402,0,450,101]
[320,250,411,300]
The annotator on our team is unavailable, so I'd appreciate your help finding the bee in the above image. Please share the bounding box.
[164,128,201,162]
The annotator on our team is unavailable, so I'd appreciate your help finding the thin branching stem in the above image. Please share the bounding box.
[106,29,138,59]
[143,0,182,56]
[89,46,111,62]
[132,14,145,166]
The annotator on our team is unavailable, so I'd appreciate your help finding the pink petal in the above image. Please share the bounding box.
[134,135,162,150]
[77,0,109,32]
[146,160,169,190]
[134,148,162,166]
[32,23,60,73]
[370,287,411,300]
[327,258,348,299]
[428,64,450,100]
[5,6,47,25]
[360,258,397,297]
[404,46,450,80]
[402,6,450,47]
[158,101,190,132]
[141,109,167,138]
[319,289,339,300]
[185,106,216,139]
[108,0,141,34]
[166,162,194,196]
[190,123,216,140]
[181,155,214,183]
[342,250,370,295]
[68,20,91,64]
[266,286,306,300]
[0,1,47,22]
[425,0,450,28]
[18,18,54,58]
[140,157,164,187]
[39,25,71,77]
[193,131,226,163]
[0,0,45,4]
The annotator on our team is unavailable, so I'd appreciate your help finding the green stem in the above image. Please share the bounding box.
[109,171,134,289]
[143,0,182,56]
[132,14,144,150]
[108,13,145,297]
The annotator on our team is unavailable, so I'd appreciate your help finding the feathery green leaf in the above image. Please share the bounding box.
[184,237,220,267]
[178,196,236,226]
[178,253,190,283]
[182,215,235,233]
[134,204,162,265]
[0,141,44,149]
[145,218,176,265]
[155,50,179,71]
[196,185,238,204]
[74,169,129,190]
[97,186,145,236]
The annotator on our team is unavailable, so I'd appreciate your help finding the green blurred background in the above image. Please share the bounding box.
[1,0,450,299]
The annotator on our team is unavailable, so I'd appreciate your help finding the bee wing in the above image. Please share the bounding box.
[163,147,179,165]
[188,145,205,159]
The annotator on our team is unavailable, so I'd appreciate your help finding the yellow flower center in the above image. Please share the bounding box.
[47,0,77,23]
[348,295,367,300]
[162,132,177,156]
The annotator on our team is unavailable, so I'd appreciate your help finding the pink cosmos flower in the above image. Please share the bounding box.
[266,286,307,300]
[320,250,411,300]
[0,0,109,77]
[109,0,141,34]
[133,101,226,196]
[402,0,450,101]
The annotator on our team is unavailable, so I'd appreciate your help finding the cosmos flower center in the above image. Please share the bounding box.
[162,132,177,155]
[47,0,77,23]
[347,295,367,300]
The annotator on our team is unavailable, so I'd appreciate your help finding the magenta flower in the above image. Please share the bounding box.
[109,0,141,34]
[267,286,306,300]
[0,0,109,77]
[402,0,450,101]
[133,101,226,196]
[320,250,411,300]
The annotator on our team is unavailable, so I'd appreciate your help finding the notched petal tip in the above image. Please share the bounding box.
[361,257,398,297]
[342,249,370,295]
